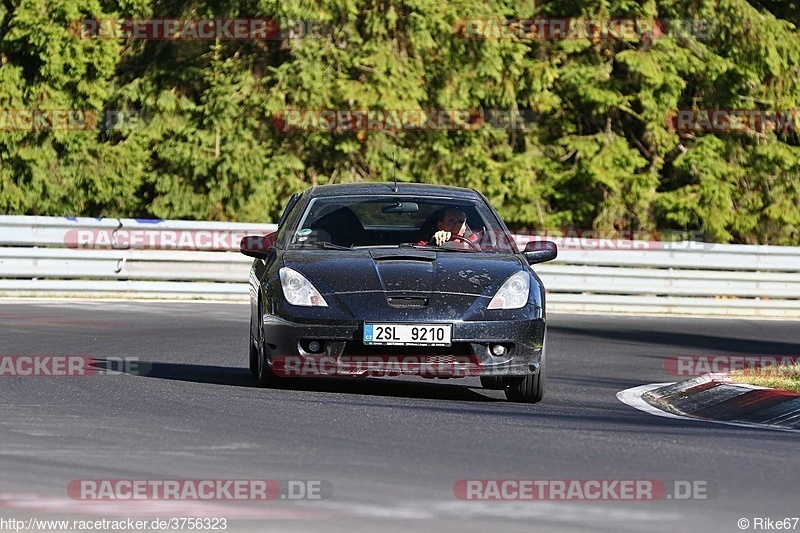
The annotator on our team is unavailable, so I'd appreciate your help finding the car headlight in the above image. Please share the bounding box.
[487,271,530,310]
[279,267,328,307]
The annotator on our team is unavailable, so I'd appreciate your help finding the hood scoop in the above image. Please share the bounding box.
[370,250,436,293]
[369,250,436,262]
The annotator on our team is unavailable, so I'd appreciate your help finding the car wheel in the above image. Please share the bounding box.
[249,336,258,376]
[480,375,506,390]
[504,345,546,403]
[256,310,283,388]
[249,301,260,375]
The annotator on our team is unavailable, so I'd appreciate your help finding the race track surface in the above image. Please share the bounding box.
[0,301,798,532]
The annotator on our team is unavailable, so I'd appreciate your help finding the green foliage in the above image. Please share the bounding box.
[0,0,799,244]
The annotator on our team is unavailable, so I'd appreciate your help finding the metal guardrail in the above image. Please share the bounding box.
[1,216,799,316]
[0,216,270,300]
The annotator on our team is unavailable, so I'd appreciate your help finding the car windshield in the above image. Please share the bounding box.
[288,195,517,252]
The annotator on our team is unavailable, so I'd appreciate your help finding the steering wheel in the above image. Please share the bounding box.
[448,234,481,250]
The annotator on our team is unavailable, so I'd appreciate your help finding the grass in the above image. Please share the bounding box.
[729,363,800,394]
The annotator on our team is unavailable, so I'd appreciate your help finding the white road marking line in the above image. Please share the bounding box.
[0,493,336,519]
[0,494,687,523]
[307,499,682,522]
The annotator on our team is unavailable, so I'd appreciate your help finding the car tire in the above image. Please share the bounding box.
[257,335,284,388]
[250,301,261,375]
[480,375,506,390]
[504,345,546,403]
[255,308,285,388]
[249,337,258,376]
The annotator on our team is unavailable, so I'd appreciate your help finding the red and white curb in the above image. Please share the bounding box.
[617,374,800,432]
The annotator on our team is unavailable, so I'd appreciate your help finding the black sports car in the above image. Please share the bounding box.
[240,182,557,403]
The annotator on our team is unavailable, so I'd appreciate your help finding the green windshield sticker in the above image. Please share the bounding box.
[297,228,312,236]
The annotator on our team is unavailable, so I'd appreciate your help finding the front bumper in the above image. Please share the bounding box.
[260,315,545,378]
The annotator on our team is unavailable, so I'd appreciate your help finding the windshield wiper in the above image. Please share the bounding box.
[310,241,352,250]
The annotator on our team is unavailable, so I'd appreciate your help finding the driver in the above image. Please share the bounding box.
[419,207,478,247]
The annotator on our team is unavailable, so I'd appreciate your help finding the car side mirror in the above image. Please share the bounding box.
[240,232,277,259]
[523,240,557,264]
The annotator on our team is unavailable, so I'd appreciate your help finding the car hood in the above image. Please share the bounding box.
[282,249,523,298]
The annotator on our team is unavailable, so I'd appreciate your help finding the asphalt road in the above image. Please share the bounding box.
[0,301,798,532]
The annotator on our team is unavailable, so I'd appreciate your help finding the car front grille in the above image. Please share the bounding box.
[386,296,429,308]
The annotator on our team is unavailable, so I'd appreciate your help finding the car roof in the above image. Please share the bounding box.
[304,182,482,200]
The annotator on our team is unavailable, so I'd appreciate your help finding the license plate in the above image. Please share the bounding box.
[363,323,452,346]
